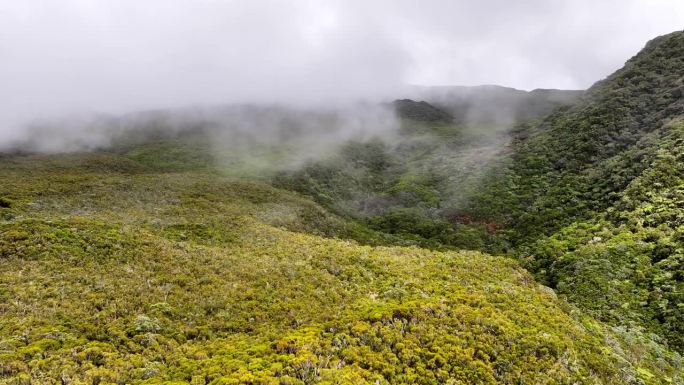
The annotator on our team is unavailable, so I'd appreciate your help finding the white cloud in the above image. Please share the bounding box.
[0,0,682,138]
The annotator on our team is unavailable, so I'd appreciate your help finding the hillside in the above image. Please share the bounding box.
[1,28,684,385]
[407,85,583,126]
[392,99,454,123]
[3,152,680,384]
[272,32,684,355]
[271,30,684,375]
[469,31,684,240]
[462,31,684,352]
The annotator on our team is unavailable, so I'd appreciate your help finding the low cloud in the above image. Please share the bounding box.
[1,0,682,149]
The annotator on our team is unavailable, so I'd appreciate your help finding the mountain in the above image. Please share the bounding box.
[407,84,583,125]
[273,30,684,378]
[466,30,684,352]
[274,91,581,251]
[392,99,454,123]
[1,30,683,385]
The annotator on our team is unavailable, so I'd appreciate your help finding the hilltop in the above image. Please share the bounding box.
[407,84,583,125]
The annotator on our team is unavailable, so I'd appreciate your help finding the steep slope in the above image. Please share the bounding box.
[519,119,684,354]
[1,152,681,384]
[471,30,684,241]
[467,31,684,351]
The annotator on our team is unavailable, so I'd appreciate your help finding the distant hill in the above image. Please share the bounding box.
[405,84,583,125]
[392,99,453,123]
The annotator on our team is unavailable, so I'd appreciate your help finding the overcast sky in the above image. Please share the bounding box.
[1,0,683,132]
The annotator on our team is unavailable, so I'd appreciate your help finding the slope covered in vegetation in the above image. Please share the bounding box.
[1,152,681,384]
[272,99,527,251]
[525,122,684,350]
[470,31,684,243]
[456,31,684,354]
[270,30,684,372]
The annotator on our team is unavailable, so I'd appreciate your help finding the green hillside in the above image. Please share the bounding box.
[273,31,684,355]
[3,153,679,384]
[469,30,684,242]
[460,31,684,353]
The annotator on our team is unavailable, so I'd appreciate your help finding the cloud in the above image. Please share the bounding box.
[0,0,682,142]
[390,0,684,89]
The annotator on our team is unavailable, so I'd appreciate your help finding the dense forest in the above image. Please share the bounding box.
[0,31,683,384]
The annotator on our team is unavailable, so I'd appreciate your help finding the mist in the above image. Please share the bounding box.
[1,0,683,152]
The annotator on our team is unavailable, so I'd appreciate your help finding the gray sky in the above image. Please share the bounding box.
[1,0,683,136]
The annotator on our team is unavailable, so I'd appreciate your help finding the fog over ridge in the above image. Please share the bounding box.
[1,0,683,150]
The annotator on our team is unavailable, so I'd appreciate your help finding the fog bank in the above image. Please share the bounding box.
[1,0,683,150]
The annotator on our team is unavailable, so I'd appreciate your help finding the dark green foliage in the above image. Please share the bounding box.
[392,99,453,123]
[473,31,684,243]
[275,31,684,360]
[368,208,454,242]
[519,122,684,351]
[466,31,684,352]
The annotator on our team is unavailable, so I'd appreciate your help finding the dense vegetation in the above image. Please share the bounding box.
[464,31,684,353]
[469,31,684,242]
[4,153,680,384]
[272,99,530,251]
[273,31,684,348]
[276,30,684,375]
[1,30,683,384]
